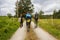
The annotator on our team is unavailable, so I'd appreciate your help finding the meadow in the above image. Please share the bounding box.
[0,16,19,40]
[38,19,60,40]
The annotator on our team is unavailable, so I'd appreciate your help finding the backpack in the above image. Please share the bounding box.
[26,13,31,19]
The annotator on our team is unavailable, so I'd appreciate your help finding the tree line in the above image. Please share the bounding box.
[7,0,60,19]
[53,10,60,19]
[38,10,60,19]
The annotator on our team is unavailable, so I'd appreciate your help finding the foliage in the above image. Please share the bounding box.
[0,16,19,40]
[39,10,44,18]
[38,9,60,19]
[38,19,60,40]
[7,13,12,18]
[53,10,60,19]
[39,10,44,15]
[15,0,34,17]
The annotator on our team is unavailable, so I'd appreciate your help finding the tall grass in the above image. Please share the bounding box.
[0,16,19,40]
[38,19,60,40]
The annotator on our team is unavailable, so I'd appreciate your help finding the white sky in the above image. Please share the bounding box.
[0,0,60,16]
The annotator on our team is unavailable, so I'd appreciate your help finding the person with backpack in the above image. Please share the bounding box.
[20,14,23,28]
[34,12,38,28]
[25,12,32,32]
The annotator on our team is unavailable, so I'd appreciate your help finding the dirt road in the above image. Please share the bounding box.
[10,21,57,40]
[10,22,27,40]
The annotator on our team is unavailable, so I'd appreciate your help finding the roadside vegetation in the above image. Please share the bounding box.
[38,19,60,40]
[0,16,19,40]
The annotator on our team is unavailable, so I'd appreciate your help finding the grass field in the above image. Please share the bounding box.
[0,16,19,40]
[38,19,60,40]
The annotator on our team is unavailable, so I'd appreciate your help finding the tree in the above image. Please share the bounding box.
[15,0,34,17]
[39,10,44,15]
[53,10,60,19]
[7,13,12,18]
[39,10,44,18]
[53,10,57,18]
[57,10,60,18]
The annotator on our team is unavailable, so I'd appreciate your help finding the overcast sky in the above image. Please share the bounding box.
[0,0,60,16]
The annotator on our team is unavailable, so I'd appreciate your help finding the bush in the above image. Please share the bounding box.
[7,13,12,18]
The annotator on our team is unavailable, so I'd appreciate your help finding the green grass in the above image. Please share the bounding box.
[38,19,60,40]
[0,16,20,40]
